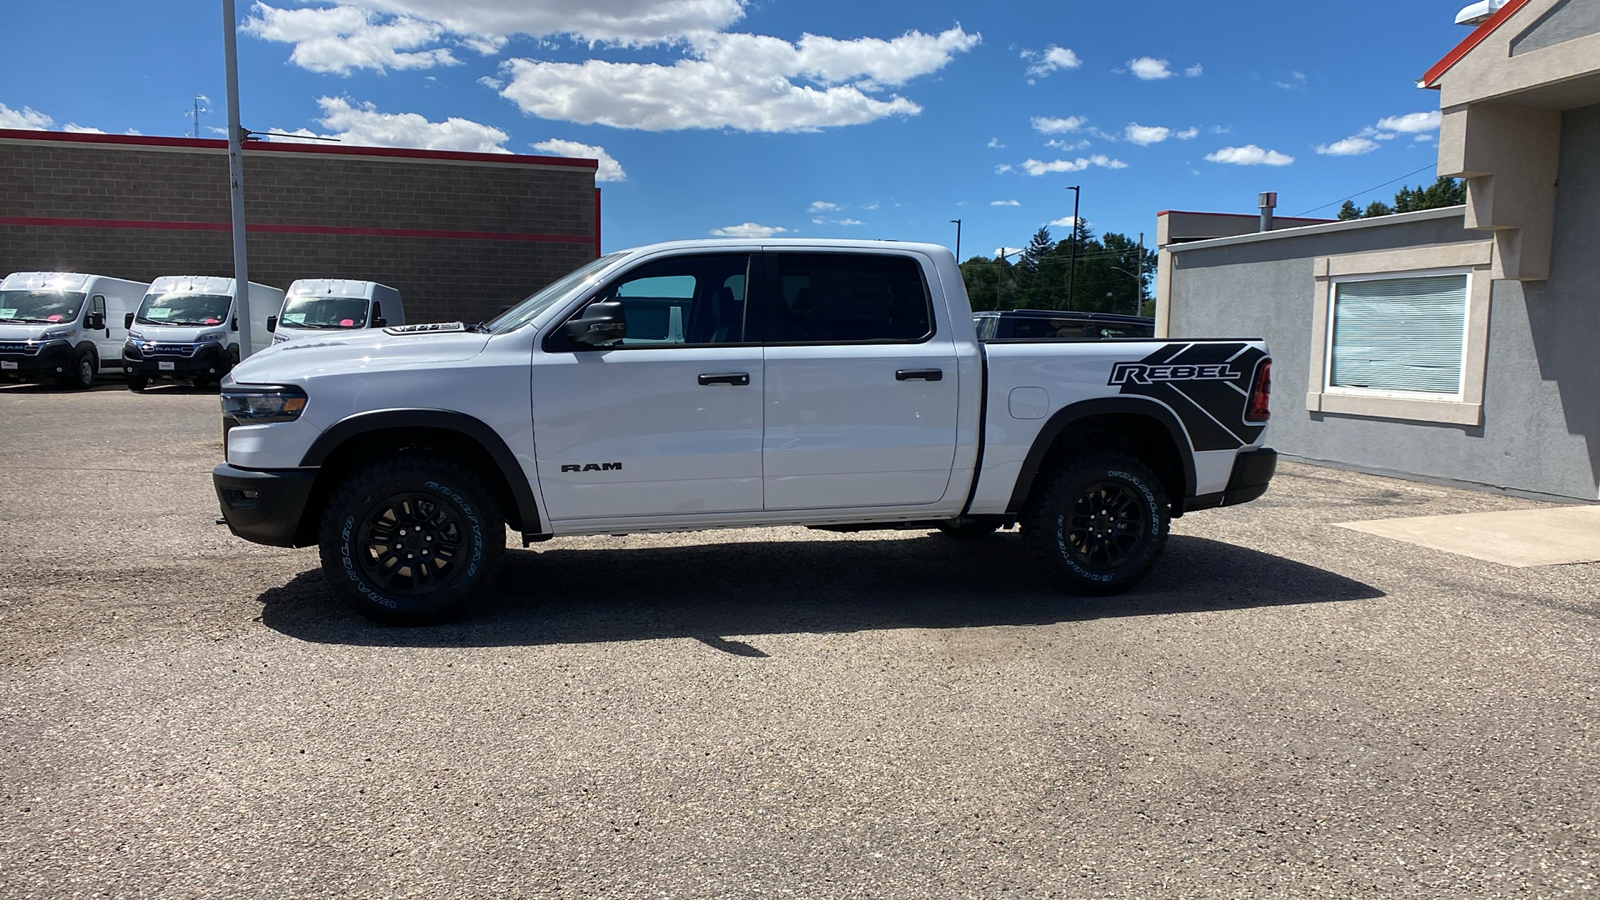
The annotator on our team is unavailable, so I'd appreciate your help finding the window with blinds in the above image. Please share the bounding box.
[1328,274,1469,396]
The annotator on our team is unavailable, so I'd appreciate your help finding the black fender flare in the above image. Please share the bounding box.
[1006,396,1196,514]
[300,408,542,533]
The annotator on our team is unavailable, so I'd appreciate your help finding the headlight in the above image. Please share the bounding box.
[221,384,308,424]
[273,333,289,344]
[41,330,74,342]
[197,331,228,344]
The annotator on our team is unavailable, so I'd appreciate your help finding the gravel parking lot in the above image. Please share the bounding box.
[1,382,1595,899]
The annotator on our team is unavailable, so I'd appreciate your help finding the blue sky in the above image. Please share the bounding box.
[2,1,1473,259]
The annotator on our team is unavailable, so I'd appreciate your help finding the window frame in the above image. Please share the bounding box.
[1305,242,1494,426]
[543,252,760,353]
[757,250,938,347]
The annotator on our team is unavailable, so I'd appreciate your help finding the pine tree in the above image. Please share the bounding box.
[1338,200,1362,221]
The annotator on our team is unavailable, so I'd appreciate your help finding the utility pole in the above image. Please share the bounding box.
[1064,185,1080,311]
[1136,231,1145,314]
[222,0,254,360]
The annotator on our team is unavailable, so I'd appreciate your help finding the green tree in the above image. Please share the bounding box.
[1338,200,1362,221]
[1341,177,1466,219]
[960,255,1003,311]
[1364,200,1395,218]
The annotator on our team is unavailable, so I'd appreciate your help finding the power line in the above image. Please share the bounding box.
[1292,163,1439,218]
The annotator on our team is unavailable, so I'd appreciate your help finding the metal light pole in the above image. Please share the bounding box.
[949,219,962,261]
[1064,185,1080,311]
[222,0,254,361]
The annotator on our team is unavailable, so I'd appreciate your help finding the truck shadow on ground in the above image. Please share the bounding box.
[257,532,1384,650]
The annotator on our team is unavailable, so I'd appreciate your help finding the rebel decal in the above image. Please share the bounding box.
[1109,343,1268,452]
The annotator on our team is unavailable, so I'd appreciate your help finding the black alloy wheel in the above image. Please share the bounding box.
[320,452,505,624]
[1023,451,1170,595]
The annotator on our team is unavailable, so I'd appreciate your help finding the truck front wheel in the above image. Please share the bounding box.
[1023,451,1170,595]
[318,452,505,625]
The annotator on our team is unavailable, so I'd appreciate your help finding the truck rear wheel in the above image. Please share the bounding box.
[318,452,505,625]
[1022,451,1169,595]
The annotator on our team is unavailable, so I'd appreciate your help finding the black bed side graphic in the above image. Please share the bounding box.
[1108,343,1268,451]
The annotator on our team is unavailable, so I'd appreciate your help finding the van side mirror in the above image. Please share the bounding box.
[266,316,277,333]
[124,312,135,329]
[85,312,105,331]
[565,300,627,348]
[370,301,385,328]
[231,316,239,331]
[371,317,387,328]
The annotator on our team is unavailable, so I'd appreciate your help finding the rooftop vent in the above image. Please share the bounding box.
[1455,0,1508,26]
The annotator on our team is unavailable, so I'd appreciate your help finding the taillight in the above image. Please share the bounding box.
[1245,358,1272,422]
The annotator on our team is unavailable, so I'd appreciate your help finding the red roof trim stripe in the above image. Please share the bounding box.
[0,128,598,169]
[0,215,596,244]
[1420,0,1534,88]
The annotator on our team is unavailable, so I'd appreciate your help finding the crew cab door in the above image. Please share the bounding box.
[759,250,960,511]
[531,253,764,522]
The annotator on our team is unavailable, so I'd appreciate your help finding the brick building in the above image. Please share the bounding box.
[0,130,600,323]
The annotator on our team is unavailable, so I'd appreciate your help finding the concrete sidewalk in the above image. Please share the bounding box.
[1338,504,1600,567]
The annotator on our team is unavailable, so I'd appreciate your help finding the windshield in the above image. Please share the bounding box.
[486,253,628,335]
[0,290,87,325]
[279,296,369,329]
[135,292,233,327]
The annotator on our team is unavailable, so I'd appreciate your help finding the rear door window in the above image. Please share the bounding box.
[765,253,932,344]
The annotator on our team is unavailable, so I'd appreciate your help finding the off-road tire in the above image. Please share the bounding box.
[1022,451,1170,595]
[319,452,505,625]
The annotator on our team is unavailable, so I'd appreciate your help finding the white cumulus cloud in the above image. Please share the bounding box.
[991,199,1020,206]
[1031,115,1086,134]
[808,201,840,212]
[1316,136,1379,156]
[1127,57,1172,80]
[530,138,625,181]
[242,4,459,75]
[1125,123,1171,146]
[1176,127,1198,140]
[1020,155,1128,176]
[1375,111,1442,133]
[0,104,56,129]
[247,0,750,58]
[271,96,510,152]
[1185,63,1203,77]
[1023,44,1081,79]
[1205,144,1294,166]
[497,25,978,132]
[711,222,787,238]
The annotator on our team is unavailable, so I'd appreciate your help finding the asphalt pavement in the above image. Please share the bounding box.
[0,381,1595,898]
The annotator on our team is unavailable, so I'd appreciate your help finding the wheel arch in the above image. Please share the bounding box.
[294,409,541,545]
[1006,397,1195,516]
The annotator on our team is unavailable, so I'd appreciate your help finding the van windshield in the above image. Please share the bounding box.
[135,292,233,326]
[279,296,369,329]
[487,252,628,335]
[0,290,87,325]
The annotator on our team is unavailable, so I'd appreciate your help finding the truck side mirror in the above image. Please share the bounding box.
[85,312,105,331]
[124,312,135,329]
[565,300,627,348]
[266,316,277,332]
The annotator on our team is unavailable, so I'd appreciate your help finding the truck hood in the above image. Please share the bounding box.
[231,326,492,384]
[128,325,229,343]
[0,323,65,341]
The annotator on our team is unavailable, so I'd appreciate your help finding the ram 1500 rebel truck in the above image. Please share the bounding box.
[213,239,1276,624]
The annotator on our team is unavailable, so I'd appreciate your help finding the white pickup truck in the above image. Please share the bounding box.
[213,239,1276,624]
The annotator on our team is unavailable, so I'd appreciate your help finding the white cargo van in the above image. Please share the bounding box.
[268,280,403,345]
[0,272,149,389]
[124,276,284,390]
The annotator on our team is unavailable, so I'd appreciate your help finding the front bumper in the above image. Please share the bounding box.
[0,343,72,376]
[213,463,318,547]
[125,342,230,376]
[1183,448,1278,514]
